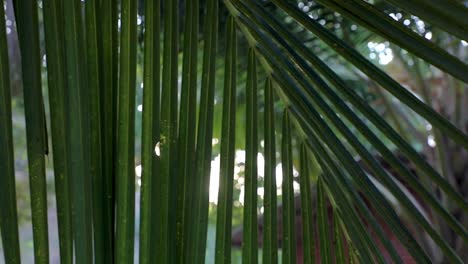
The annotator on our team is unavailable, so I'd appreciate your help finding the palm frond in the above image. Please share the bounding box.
[242,48,259,263]
[215,16,238,264]
[263,77,279,264]
[42,0,72,262]
[61,0,93,262]
[2,0,467,263]
[281,110,297,264]
[13,0,49,262]
[188,1,219,263]
[139,0,160,263]
[0,3,20,263]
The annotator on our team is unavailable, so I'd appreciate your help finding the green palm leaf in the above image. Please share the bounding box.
[139,0,160,263]
[115,0,138,262]
[262,78,279,264]
[0,4,20,263]
[189,1,219,263]
[215,16,238,264]
[61,0,93,262]
[13,0,49,262]
[242,48,259,264]
[42,0,72,262]
[2,0,467,263]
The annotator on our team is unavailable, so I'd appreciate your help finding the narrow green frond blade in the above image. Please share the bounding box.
[281,110,296,264]
[350,244,360,264]
[299,144,315,264]
[98,0,118,259]
[139,0,161,263]
[190,1,219,263]
[42,0,73,262]
[262,77,278,264]
[13,0,49,262]
[115,0,137,262]
[0,4,20,262]
[158,0,179,261]
[176,0,199,261]
[242,48,259,264]
[61,0,93,261]
[317,179,331,264]
[215,15,237,264]
[333,214,345,264]
[84,0,106,263]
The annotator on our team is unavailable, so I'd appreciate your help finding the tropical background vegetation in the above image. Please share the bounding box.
[0,0,467,263]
